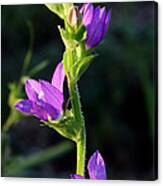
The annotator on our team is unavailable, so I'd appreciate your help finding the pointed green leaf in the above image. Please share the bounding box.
[58,26,69,45]
[45,110,80,142]
[45,3,73,19]
[45,4,65,19]
[63,3,73,17]
[75,54,98,80]
[58,26,79,49]
[63,51,69,76]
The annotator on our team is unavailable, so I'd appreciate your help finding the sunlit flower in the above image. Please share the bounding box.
[71,150,107,180]
[15,62,65,121]
[80,3,111,48]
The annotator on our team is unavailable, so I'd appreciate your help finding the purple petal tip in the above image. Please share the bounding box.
[51,62,65,93]
[15,100,33,113]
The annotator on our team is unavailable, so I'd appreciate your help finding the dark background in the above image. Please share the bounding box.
[1,2,157,180]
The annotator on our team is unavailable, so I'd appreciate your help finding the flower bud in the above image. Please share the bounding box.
[67,6,81,27]
[80,3,111,48]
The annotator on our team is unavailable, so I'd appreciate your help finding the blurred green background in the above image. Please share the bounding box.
[1,2,157,180]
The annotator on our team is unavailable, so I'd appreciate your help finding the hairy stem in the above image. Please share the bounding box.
[69,80,86,176]
[76,127,86,175]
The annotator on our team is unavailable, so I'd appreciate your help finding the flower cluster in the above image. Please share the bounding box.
[15,3,111,122]
[15,2,111,180]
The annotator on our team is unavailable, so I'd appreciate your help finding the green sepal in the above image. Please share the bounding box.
[63,49,97,82]
[58,26,78,49]
[45,3,73,19]
[44,110,81,142]
[64,20,74,35]
[58,25,86,49]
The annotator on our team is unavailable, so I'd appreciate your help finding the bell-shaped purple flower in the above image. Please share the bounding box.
[80,3,111,49]
[71,150,107,180]
[15,62,65,121]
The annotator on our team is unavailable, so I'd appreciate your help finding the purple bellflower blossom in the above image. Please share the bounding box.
[80,3,111,49]
[15,62,65,121]
[71,150,107,180]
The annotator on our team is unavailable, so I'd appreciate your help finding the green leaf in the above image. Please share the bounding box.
[64,20,74,34]
[63,3,73,17]
[75,54,98,81]
[45,4,65,19]
[63,51,72,79]
[62,51,69,77]
[45,3,73,19]
[58,26,69,44]
[63,48,78,80]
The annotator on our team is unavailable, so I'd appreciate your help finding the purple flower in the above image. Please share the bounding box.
[80,3,111,49]
[15,62,65,121]
[71,150,107,180]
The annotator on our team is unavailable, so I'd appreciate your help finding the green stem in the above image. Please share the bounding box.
[69,80,86,176]
[76,128,86,175]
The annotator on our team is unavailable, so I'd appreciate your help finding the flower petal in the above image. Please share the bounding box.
[81,3,110,48]
[51,62,65,93]
[70,174,85,179]
[86,6,106,48]
[32,100,60,121]
[98,7,107,40]
[40,80,63,112]
[25,79,43,102]
[85,6,100,48]
[80,3,94,26]
[15,99,59,121]
[87,150,107,180]
[15,99,33,113]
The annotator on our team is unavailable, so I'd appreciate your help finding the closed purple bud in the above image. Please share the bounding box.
[80,3,111,48]
[87,150,107,180]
